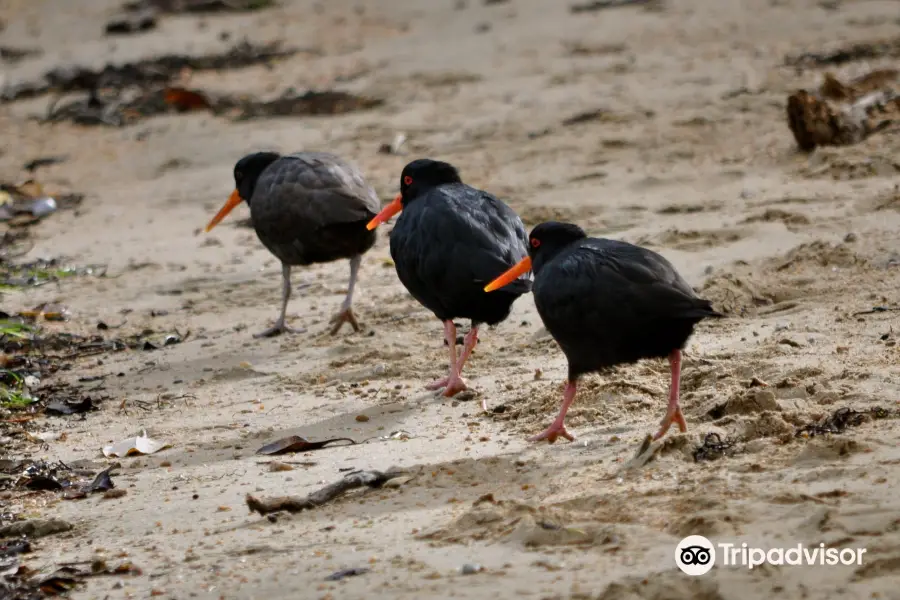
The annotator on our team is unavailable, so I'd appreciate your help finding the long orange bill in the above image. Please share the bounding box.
[484,256,532,292]
[205,189,242,233]
[366,194,403,230]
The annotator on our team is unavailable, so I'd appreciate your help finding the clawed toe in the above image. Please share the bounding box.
[425,377,449,391]
[426,376,468,397]
[329,308,360,335]
[652,404,687,441]
[528,423,576,444]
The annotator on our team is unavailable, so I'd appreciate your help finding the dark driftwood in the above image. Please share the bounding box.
[245,468,407,515]
[786,70,899,151]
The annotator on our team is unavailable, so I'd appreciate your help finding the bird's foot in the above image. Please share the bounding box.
[528,421,576,444]
[652,403,687,441]
[425,376,451,391]
[426,375,468,397]
[253,322,306,338]
[328,307,360,335]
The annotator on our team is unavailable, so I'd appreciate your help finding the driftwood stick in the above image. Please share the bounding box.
[245,467,408,515]
[786,70,899,151]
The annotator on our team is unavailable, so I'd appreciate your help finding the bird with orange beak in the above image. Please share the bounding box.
[367,159,531,407]
[485,221,722,443]
[205,151,380,337]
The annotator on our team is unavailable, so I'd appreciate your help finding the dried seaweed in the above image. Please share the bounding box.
[44,86,383,127]
[785,37,900,69]
[692,433,735,462]
[795,406,899,437]
[126,0,276,13]
[1,40,303,103]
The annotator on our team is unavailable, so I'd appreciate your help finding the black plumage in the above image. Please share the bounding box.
[367,159,530,404]
[487,221,722,442]
[205,151,379,337]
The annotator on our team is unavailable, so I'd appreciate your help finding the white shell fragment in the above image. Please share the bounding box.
[102,429,171,458]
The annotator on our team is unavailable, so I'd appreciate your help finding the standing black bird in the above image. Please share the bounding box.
[367,159,531,408]
[204,151,379,337]
[486,221,722,442]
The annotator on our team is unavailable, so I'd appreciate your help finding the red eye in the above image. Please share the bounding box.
[530,238,540,248]
[403,175,413,186]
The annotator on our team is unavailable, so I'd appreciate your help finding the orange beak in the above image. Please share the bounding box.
[366,194,403,230]
[205,189,242,233]
[484,256,532,292]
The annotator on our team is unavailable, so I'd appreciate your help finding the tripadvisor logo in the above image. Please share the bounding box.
[675,536,867,575]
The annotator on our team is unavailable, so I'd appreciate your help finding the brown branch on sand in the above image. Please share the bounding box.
[245,467,409,515]
[786,69,900,151]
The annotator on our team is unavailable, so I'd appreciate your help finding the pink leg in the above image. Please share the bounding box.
[652,349,688,440]
[426,325,479,391]
[425,321,469,397]
[529,380,577,443]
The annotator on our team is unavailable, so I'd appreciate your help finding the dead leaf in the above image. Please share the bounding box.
[255,435,357,455]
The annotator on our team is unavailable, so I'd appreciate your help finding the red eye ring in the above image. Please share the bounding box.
[403,175,413,186]
[530,238,541,248]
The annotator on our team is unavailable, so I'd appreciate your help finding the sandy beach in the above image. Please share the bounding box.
[1,0,899,598]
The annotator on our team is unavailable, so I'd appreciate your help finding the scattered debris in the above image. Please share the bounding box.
[0,45,41,64]
[693,433,735,462]
[23,156,68,173]
[1,559,141,599]
[45,85,384,127]
[63,464,119,499]
[379,430,413,441]
[232,89,384,121]
[0,181,82,226]
[126,0,276,14]
[102,430,171,457]
[570,0,660,13]
[2,40,302,103]
[245,467,408,515]
[795,406,898,437]
[19,303,70,322]
[0,518,73,539]
[325,567,369,581]
[267,461,294,472]
[785,37,900,69]
[562,108,612,126]
[378,133,407,155]
[460,563,483,575]
[0,258,102,291]
[852,305,900,316]
[256,435,358,455]
[786,70,899,151]
[105,6,158,35]
[140,330,188,350]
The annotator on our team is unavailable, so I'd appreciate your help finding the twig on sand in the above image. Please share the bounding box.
[852,306,900,316]
[245,467,409,515]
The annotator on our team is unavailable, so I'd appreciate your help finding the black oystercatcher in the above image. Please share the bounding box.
[485,221,721,443]
[205,151,379,337]
[366,159,531,408]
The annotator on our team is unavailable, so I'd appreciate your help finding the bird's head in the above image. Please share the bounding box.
[484,221,587,292]
[366,158,462,231]
[204,152,280,233]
